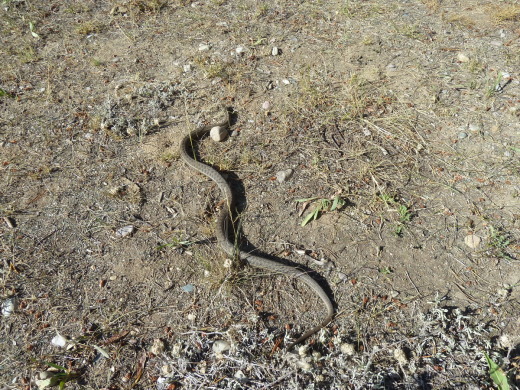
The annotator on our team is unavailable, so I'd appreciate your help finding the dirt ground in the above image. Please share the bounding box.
[1,0,520,389]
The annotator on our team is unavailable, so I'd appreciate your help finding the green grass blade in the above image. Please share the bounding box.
[484,353,510,390]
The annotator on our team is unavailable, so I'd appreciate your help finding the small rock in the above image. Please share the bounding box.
[235,46,246,55]
[210,125,228,142]
[198,43,211,51]
[457,53,469,63]
[464,234,481,249]
[386,63,397,71]
[262,101,270,110]
[212,339,231,354]
[276,169,294,183]
[504,150,512,158]
[458,132,468,140]
[51,332,68,348]
[181,284,195,293]
[468,123,481,132]
[187,313,196,321]
[183,64,192,73]
[1,298,16,317]
[271,46,280,56]
[149,338,166,355]
[116,225,135,237]
[340,343,356,356]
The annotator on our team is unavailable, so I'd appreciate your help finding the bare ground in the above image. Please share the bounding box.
[1,0,519,389]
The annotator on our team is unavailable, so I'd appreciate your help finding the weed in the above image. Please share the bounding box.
[90,58,104,66]
[380,193,412,236]
[34,362,80,390]
[28,21,40,39]
[379,266,393,275]
[486,72,506,98]
[488,226,514,260]
[296,195,345,227]
[255,4,269,18]
[75,21,103,35]
[484,353,510,390]
[0,88,14,98]
[17,44,38,63]
[156,237,193,251]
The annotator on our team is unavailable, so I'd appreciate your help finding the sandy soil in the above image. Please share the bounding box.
[1,1,519,389]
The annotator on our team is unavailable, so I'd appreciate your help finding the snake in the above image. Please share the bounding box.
[179,111,334,348]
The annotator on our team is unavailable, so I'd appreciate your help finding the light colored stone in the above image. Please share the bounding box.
[271,46,280,56]
[116,225,135,237]
[464,234,481,249]
[51,332,67,348]
[457,53,469,62]
[198,43,211,51]
[1,298,16,317]
[210,125,228,142]
[276,169,294,183]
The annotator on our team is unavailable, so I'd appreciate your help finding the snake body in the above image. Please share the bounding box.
[180,114,334,348]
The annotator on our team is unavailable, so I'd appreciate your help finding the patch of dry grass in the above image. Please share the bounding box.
[492,4,520,22]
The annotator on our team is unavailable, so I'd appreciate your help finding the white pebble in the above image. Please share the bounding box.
[1,298,16,317]
[116,225,134,237]
[271,46,280,56]
[210,125,228,142]
[51,333,68,348]
[468,123,481,132]
[276,169,294,183]
[212,339,231,354]
[457,53,469,63]
[235,46,246,55]
[262,101,270,110]
[464,234,481,249]
[198,43,211,51]
[183,64,192,73]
